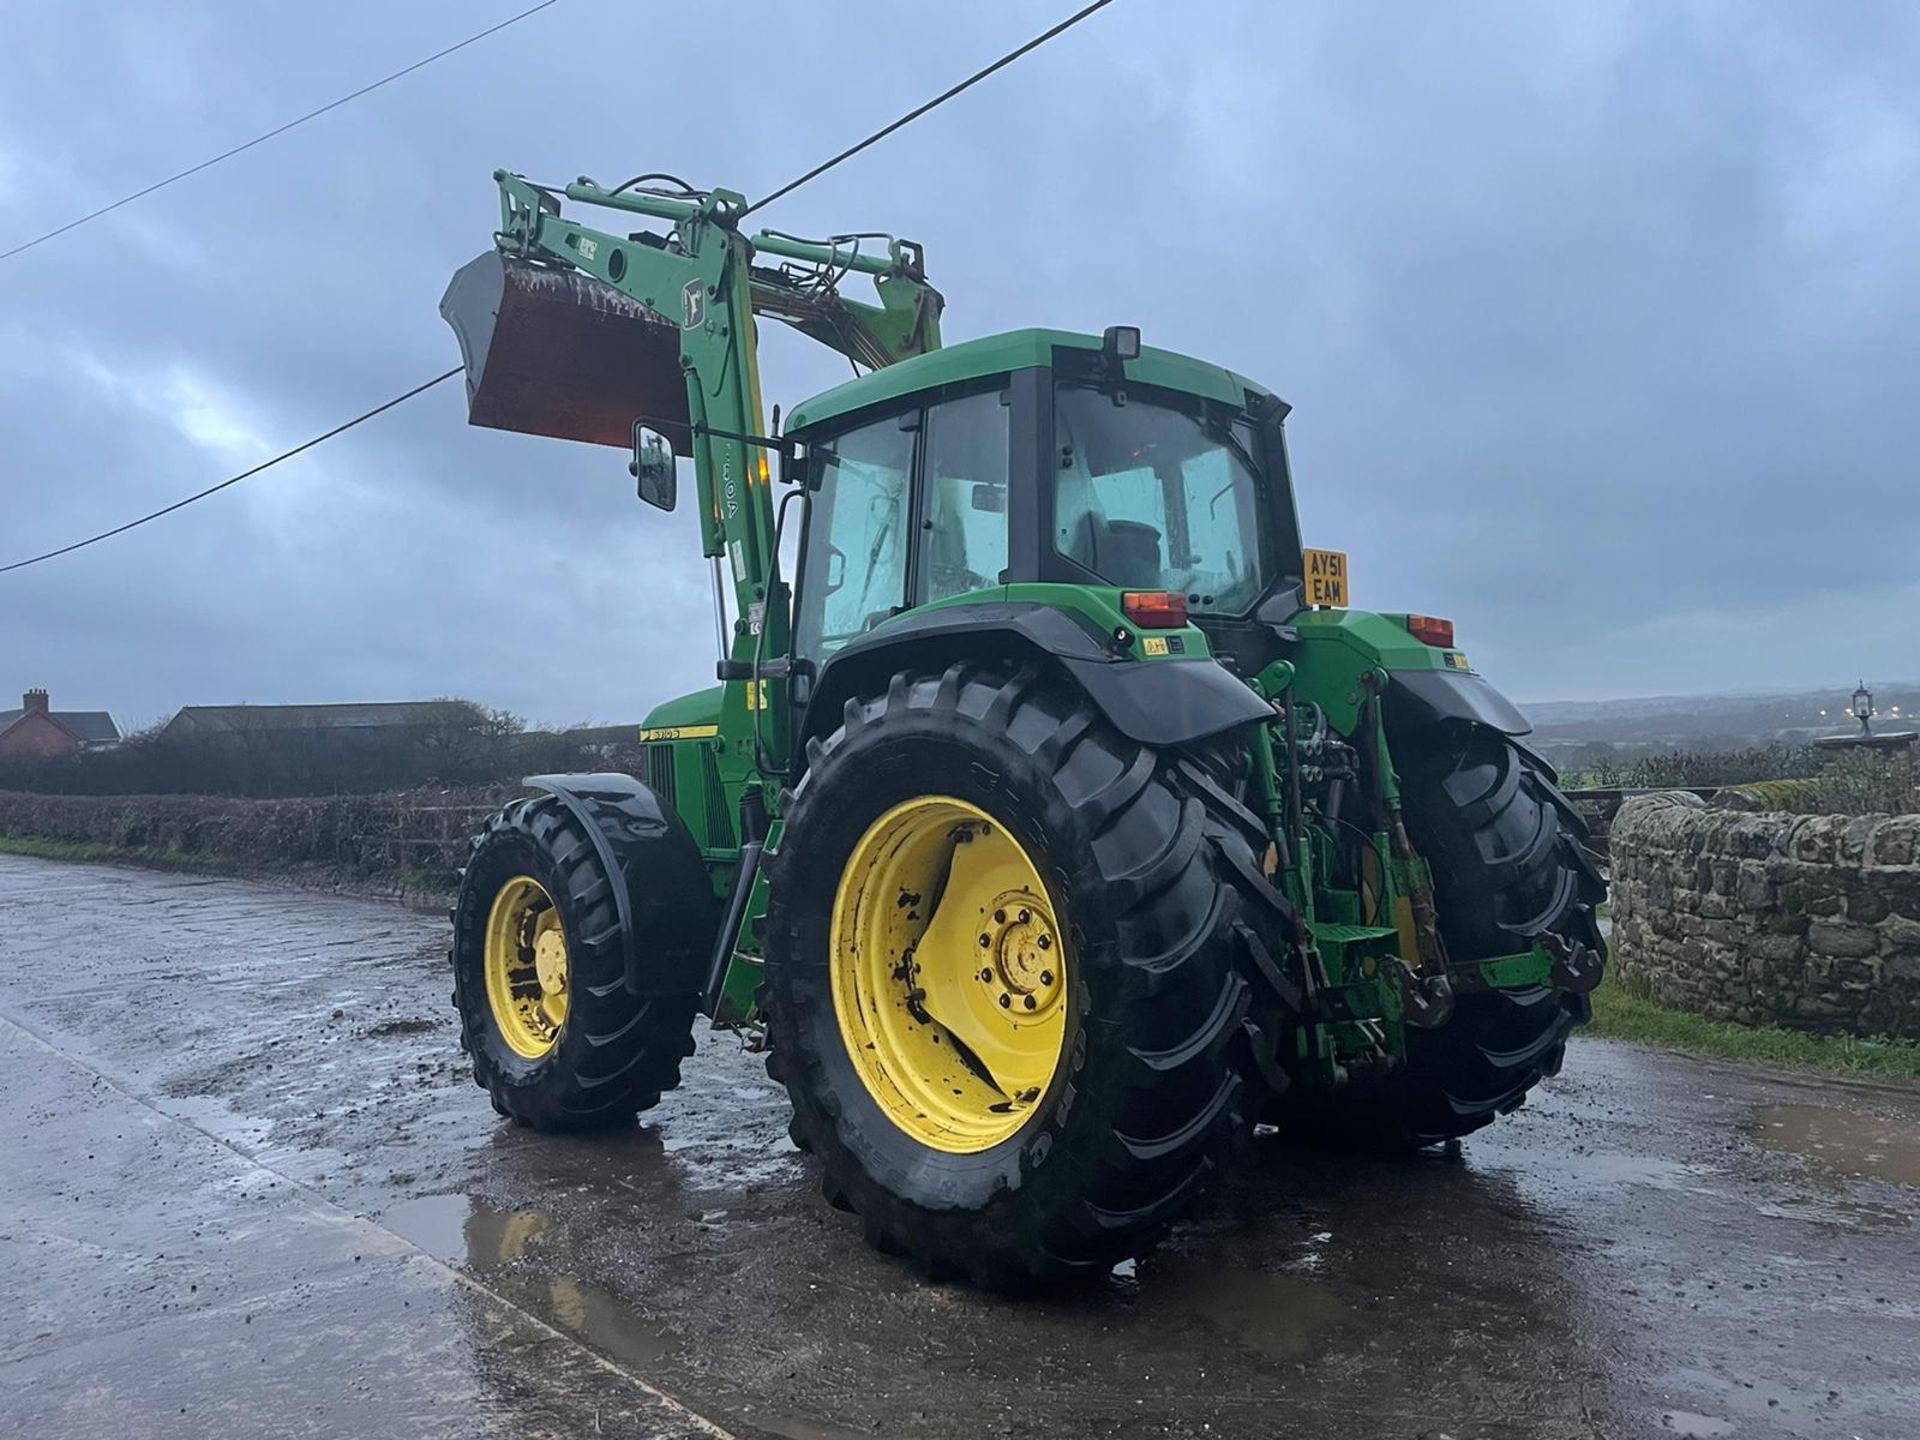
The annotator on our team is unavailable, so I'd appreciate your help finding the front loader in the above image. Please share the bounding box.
[440,172,1606,1287]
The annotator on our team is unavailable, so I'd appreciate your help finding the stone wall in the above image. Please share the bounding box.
[1610,792,1920,1039]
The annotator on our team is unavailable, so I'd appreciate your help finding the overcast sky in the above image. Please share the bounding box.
[4,1,1916,729]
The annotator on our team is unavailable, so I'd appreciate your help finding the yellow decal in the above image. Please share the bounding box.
[1442,651,1472,672]
[1303,548,1349,608]
[744,680,768,711]
[638,724,719,743]
[1142,636,1170,657]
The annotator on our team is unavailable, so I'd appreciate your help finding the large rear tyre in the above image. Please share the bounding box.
[451,795,699,1130]
[1286,724,1605,1149]
[764,661,1295,1289]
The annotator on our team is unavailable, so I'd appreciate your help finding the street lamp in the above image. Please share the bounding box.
[1852,681,1874,736]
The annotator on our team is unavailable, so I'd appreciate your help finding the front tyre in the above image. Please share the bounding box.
[765,662,1291,1288]
[451,795,699,1130]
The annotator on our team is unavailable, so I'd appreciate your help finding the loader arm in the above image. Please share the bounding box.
[445,171,943,788]
[474,173,940,563]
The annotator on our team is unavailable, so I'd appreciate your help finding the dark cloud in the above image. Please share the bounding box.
[4,0,1915,727]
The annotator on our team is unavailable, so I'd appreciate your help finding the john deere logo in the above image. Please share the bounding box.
[682,281,705,330]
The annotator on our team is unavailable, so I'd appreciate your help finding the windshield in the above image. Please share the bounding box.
[1052,385,1269,614]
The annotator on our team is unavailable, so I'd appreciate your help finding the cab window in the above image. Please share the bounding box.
[793,413,915,659]
[919,388,1010,604]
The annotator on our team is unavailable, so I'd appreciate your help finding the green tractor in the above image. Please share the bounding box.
[440,172,1606,1287]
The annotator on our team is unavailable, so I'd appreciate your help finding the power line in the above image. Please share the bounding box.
[0,369,461,575]
[739,0,1116,218]
[6,0,1113,574]
[0,0,563,263]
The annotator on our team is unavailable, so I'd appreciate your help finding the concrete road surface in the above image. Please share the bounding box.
[1,854,1916,1439]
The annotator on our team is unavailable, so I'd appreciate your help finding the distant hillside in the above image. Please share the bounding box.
[1521,682,1920,762]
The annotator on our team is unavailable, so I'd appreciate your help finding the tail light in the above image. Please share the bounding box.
[1122,591,1188,629]
[1406,614,1455,648]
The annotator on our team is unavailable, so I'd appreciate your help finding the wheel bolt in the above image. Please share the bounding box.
[994,908,1006,924]
[1037,934,1052,950]
[998,994,1011,1009]
[1040,970,1054,986]
[979,968,992,982]
[1023,995,1037,1010]
[1018,908,1031,923]
[979,934,990,948]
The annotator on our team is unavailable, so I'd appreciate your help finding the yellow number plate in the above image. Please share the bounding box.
[1303,548,1349,608]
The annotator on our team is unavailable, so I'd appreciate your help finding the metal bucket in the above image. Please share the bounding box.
[440,252,691,453]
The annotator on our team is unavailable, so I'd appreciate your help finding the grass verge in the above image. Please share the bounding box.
[1588,971,1920,1081]
[0,835,451,904]
[0,836,131,863]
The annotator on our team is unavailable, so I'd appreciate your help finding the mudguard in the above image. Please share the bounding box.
[1382,668,1532,740]
[803,602,1274,750]
[521,773,719,996]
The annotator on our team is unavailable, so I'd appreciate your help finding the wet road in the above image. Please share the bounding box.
[1,856,1916,1439]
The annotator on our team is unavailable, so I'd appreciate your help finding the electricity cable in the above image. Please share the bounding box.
[0,0,564,262]
[0,369,461,573]
[739,0,1116,218]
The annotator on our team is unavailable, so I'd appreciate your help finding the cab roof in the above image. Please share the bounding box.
[785,327,1277,433]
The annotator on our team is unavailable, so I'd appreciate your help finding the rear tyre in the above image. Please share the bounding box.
[1286,724,1606,1149]
[764,661,1295,1288]
[451,795,698,1130]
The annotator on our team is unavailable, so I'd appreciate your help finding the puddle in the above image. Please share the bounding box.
[383,1192,552,1266]
[1467,1138,1718,1209]
[1755,1196,1911,1230]
[381,1193,677,1367]
[1660,1411,1735,1437]
[541,1273,678,1369]
[1750,1104,1920,1188]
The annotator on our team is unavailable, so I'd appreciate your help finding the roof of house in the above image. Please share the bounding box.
[166,701,465,733]
[0,708,120,743]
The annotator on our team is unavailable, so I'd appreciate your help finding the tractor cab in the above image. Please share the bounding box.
[781,326,1306,667]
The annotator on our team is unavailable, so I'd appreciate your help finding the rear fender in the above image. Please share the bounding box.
[1382,669,1532,741]
[800,602,1273,753]
[521,773,719,997]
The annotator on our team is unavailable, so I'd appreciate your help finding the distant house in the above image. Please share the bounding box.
[0,689,121,760]
[162,701,469,741]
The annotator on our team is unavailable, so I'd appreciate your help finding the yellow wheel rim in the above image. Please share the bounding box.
[484,876,570,1059]
[830,796,1068,1155]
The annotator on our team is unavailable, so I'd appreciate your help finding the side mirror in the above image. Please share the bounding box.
[630,423,676,511]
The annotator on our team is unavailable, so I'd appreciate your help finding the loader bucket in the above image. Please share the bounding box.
[440,252,692,453]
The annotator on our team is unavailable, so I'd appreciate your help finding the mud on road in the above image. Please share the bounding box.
[1,855,1916,1439]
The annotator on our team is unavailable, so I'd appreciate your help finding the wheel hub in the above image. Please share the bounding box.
[534,928,569,996]
[979,892,1062,1015]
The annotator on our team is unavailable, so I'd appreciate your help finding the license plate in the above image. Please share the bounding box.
[1303,548,1349,608]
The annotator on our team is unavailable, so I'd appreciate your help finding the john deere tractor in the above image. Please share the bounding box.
[440,172,1606,1287]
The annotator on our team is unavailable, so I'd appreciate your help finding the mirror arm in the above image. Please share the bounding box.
[689,421,793,455]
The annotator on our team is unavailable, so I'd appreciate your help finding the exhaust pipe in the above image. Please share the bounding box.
[440,252,691,453]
